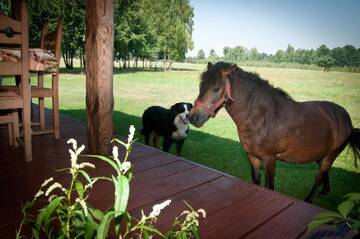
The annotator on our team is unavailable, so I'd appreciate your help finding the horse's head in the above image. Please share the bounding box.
[189,62,237,127]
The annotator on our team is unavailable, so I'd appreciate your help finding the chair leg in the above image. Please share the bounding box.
[39,97,45,130]
[22,80,32,162]
[8,122,13,147]
[12,111,20,148]
[52,74,60,139]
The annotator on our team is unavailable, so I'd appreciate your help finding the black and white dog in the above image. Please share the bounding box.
[141,102,193,156]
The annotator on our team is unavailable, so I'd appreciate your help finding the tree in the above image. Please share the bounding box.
[62,0,85,69]
[274,50,286,63]
[27,0,85,69]
[249,47,258,61]
[142,0,194,70]
[197,49,205,59]
[316,44,330,57]
[209,49,218,59]
[285,44,295,62]
[315,55,335,71]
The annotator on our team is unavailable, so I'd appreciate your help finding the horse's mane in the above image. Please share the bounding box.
[200,62,292,100]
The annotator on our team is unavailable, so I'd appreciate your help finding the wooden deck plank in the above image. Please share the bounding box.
[0,110,331,238]
[199,191,294,239]
[245,200,324,239]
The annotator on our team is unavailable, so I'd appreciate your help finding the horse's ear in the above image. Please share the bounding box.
[207,62,213,70]
[221,64,237,79]
[231,64,237,71]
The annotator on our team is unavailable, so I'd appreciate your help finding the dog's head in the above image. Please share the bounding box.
[170,102,193,124]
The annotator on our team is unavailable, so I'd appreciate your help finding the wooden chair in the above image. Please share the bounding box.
[31,19,63,139]
[0,0,32,161]
[0,110,20,147]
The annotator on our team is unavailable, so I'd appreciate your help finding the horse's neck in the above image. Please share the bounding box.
[225,76,290,131]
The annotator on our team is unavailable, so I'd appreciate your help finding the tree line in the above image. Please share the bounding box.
[192,44,360,72]
[0,0,194,70]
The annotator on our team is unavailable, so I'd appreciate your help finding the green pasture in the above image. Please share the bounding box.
[13,62,360,211]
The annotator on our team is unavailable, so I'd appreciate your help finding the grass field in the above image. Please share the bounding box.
[10,62,360,211]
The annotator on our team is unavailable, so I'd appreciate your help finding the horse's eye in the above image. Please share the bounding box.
[213,87,220,92]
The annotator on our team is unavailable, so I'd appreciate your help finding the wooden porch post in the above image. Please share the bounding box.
[85,0,114,154]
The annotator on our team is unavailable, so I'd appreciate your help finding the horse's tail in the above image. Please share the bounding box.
[348,128,360,168]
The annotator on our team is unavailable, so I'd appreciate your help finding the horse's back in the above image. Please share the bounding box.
[303,100,353,141]
[273,100,353,163]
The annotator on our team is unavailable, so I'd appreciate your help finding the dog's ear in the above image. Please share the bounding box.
[170,103,178,111]
[187,103,193,111]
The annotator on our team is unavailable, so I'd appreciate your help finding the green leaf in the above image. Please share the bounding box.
[84,155,119,172]
[79,170,92,184]
[113,175,130,218]
[75,181,85,199]
[96,211,114,239]
[31,224,40,239]
[313,211,343,220]
[345,193,360,202]
[89,207,104,221]
[338,200,355,217]
[35,208,47,228]
[143,230,150,239]
[85,215,97,239]
[44,196,64,228]
[351,220,360,231]
[308,218,340,231]
[137,225,165,237]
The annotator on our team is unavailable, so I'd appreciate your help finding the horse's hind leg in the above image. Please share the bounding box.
[320,171,330,195]
[264,158,276,190]
[305,155,335,203]
[248,154,262,185]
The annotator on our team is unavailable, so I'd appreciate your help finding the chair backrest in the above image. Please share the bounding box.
[40,19,63,63]
[0,0,29,92]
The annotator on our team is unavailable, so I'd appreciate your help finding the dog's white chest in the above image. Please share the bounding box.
[171,116,189,141]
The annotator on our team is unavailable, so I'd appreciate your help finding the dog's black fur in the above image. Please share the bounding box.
[141,102,193,156]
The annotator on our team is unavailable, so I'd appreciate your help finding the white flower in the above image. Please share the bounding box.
[34,190,44,199]
[76,144,85,155]
[67,138,77,150]
[128,125,135,143]
[149,199,171,218]
[120,161,131,174]
[41,177,54,188]
[85,178,98,190]
[69,149,77,168]
[76,198,88,216]
[78,162,95,169]
[112,146,121,167]
[67,138,86,169]
[197,208,206,218]
[48,194,57,202]
[45,182,65,196]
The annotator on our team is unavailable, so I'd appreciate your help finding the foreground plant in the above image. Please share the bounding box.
[308,193,360,233]
[16,126,206,239]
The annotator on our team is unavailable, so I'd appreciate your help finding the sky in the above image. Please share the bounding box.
[187,0,360,57]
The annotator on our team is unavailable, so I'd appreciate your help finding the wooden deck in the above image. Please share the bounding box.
[0,110,355,238]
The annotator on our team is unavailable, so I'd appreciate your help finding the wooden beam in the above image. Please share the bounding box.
[85,0,114,154]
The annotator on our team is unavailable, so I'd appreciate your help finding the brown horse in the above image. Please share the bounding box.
[189,61,360,203]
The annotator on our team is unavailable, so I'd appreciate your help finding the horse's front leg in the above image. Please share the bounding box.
[264,158,276,190]
[248,154,262,185]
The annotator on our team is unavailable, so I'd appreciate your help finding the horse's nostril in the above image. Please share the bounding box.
[190,114,198,123]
